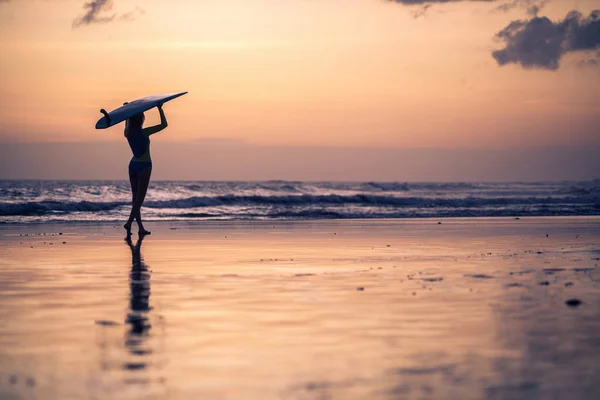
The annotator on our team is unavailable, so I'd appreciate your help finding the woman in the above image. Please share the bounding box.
[124,104,168,236]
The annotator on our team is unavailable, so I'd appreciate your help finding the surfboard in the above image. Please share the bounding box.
[95,91,188,129]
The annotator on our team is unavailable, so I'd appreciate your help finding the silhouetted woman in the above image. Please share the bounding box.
[124,105,168,235]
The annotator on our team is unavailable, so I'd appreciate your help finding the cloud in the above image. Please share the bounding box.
[577,56,599,67]
[492,10,600,70]
[73,0,144,28]
[411,4,432,19]
[73,0,115,27]
[387,0,548,16]
[386,0,494,4]
[387,0,543,19]
[119,6,145,22]
[525,1,548,17]
[493,0,549,17]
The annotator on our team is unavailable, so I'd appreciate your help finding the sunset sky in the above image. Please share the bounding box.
[1,0,599,180]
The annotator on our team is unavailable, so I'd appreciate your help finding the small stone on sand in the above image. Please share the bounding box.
[356,287,364,291]
[565,299,582,307]
[95,320,120,326]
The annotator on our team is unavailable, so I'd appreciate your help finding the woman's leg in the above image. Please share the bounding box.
[133,167,152,234]
[124,168,139,234]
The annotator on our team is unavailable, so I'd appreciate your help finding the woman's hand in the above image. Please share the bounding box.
[157,103,166,121]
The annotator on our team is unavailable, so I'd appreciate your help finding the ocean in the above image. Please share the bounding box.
[1,180,599,223]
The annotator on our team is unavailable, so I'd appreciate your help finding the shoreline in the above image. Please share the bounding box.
[2,214,600,226]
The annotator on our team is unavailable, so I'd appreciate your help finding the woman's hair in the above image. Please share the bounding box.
[124,113,145,137]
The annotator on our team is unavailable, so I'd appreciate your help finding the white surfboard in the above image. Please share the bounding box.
[95,91,188,129]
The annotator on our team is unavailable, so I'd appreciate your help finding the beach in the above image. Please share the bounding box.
[2,0,600,398]
[1,217,599,399]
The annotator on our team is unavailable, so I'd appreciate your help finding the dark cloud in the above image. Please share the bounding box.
[387,0,495,3]
[72,0,115,28]
[525,1,548,17]
[388,0,547,17]
[577,57,599,67]
[73,0,144,28]
[492,10,600,70]
[388,0,544,19]
[493,0,549,17]
[412,4,432,19]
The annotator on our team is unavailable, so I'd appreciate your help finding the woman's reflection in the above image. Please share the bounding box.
[125,233,152,368]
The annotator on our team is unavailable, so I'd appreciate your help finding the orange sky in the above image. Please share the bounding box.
[1,0,599,179]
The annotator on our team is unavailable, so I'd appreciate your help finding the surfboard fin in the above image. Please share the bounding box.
[100,109,112,124]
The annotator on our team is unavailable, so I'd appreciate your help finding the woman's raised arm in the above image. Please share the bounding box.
[142,104,168,136]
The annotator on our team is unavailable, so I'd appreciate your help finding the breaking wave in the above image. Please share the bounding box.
[1,180,599,222]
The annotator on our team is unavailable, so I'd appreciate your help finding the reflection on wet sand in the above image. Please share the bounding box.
[125,234,152,368]
[1,220,599,399]
[93,234,166,396]
[121,234,168,393]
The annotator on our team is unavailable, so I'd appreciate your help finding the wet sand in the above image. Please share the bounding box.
[1,218,599,400]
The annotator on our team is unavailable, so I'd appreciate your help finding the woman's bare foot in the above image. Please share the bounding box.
[139,228,151,236]
[124,222,132,235]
